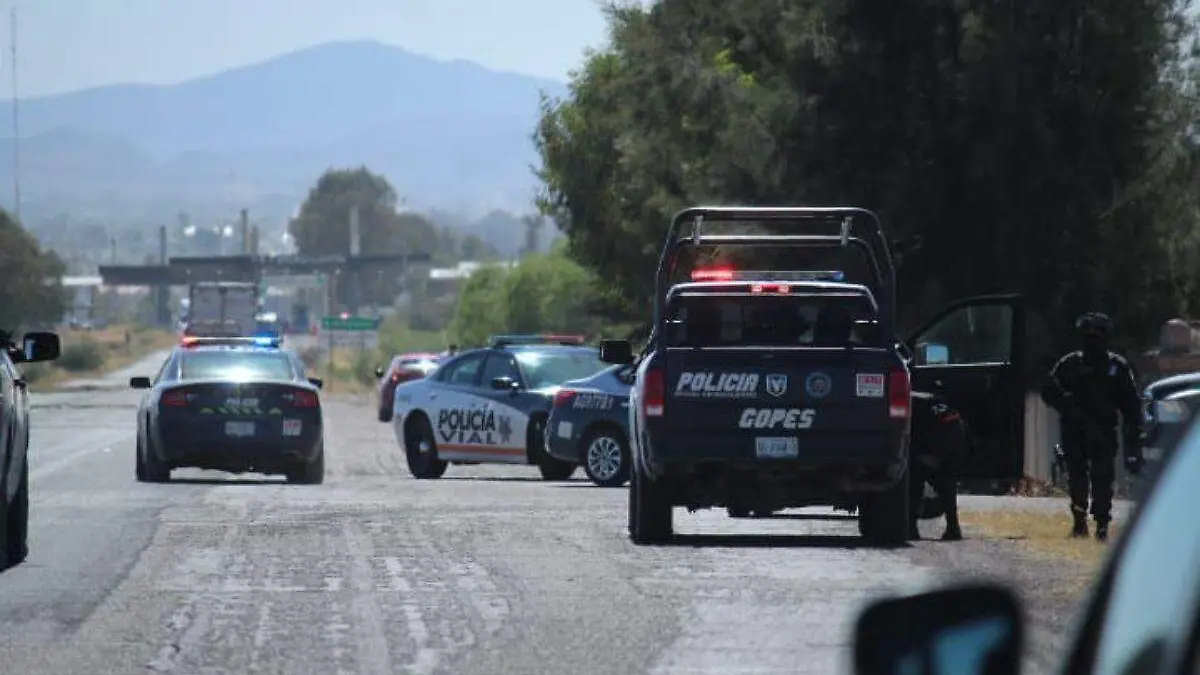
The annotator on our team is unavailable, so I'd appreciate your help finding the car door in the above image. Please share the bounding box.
[5,354,29,501]
[475,352,534,461]
[905,294,1026,481]
[424,352,500,461]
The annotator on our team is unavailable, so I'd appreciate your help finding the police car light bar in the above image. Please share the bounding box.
[689,267,846,283]
[489,334,587,348]
[180,335,282,348]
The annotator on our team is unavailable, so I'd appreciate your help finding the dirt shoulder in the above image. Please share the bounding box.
[907,496,1127,675]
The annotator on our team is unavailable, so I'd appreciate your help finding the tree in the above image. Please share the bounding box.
[535,0,1199,349]
[0,210,65,330]
[288,167,439,308]
[448,247,609,345]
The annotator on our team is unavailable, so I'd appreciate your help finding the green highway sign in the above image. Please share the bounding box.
[321,316,380,331]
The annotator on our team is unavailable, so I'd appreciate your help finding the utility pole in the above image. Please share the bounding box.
[239,208,250,254]
[10,5,19,222]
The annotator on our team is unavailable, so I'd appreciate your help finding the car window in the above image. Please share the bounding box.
[480,353,521,385]
[913,303,1013,366]
[663,293,880,347]
[1079,416,1200,674]
[154,353,180,384]
[179,351,296,381]
[442,352,486,386]
[514,350,606,389]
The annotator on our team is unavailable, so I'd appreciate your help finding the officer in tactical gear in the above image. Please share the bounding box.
[908,389,968,541]
[1040,312,1144,541]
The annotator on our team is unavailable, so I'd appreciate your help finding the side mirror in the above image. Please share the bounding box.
[374,366,385,379]
[599,340,634,365]
[853,584,1023,675]
[918,342,951,366]
[491,376,520,391]
[308,377,324,389]
[20,332,61,363]
[129,376,153,389]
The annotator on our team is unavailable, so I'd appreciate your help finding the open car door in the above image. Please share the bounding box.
[906,294,1026,482]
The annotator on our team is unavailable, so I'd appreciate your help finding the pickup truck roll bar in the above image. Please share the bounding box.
[653,206,898,338]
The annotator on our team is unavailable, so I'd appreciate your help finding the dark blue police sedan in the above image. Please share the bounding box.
[130,337,325,484]
[545,364,635,487]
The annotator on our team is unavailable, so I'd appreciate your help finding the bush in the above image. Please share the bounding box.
[57,338,104,372]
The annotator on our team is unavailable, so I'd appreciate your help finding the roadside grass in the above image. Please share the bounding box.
[23,325,177,391]
[960,508,1116,590]
[301,320,445,397]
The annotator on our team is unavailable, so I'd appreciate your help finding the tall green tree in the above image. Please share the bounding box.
[288,167,439,308]
[536,0,1199,349]
[0,210,65,330]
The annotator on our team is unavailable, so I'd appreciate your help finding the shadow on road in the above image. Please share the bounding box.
[759,513,858,522]
[440,476,551,483]
[167,478,283,485]
[660,533,909,550]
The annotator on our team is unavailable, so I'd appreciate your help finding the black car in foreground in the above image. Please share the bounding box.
[130,337,325,484]
[1,331,61,570]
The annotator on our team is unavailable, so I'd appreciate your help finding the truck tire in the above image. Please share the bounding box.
[629,464,672,544]
[858,468,910,546]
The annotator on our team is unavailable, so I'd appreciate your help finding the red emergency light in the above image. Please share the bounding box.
[690,266,737,282]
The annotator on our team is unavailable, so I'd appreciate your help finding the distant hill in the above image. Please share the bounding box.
[0,41,569,222]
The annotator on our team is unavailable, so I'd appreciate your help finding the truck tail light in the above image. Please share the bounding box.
[888,367,911,419]
[644,368,665,417]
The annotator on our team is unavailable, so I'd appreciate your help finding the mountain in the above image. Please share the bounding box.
[0,41,569,223]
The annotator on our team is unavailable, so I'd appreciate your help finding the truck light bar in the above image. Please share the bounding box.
[690,268,846,282]
[489,334,587,348]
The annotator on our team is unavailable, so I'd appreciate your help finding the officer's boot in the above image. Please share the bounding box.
[941,512,963,541]
[1095,519,1110,542]
[1070,507,1089,538]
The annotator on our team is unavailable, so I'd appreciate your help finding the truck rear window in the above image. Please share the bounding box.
[663,294,880,347]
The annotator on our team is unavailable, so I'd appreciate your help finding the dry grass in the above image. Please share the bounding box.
[960,508,1116,589]
[25,325,177,391]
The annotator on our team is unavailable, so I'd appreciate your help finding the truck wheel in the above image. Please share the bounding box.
[858,469,910,546]
[629,465,672,544]
[405,417,448,479]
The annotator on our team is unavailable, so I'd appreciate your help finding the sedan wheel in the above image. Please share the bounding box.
[583,430,629,488]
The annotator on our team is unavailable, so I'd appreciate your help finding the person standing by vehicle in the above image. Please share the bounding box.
[439,344,459,360]
[1040,312,1145,541]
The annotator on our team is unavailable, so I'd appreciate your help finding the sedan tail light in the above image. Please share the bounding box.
[161,389,193,406]
[553,389,577,408]
[287,390,319,408]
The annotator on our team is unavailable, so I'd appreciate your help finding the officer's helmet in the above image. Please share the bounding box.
[1075,312,1114,338]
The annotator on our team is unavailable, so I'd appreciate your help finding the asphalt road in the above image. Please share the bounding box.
[1,351,1091,675]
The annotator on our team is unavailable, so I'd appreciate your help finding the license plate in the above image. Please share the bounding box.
[282,419,302,437]
[225,421,255,437]
[755,436,798,459]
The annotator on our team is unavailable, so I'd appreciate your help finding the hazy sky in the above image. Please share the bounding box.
[11,0,616,97]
